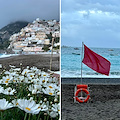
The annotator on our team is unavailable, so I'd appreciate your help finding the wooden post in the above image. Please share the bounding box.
[50,38,54,71]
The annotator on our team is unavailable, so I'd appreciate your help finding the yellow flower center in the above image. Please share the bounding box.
[49,92,53,95]
[16,103,18,105]
[38,106,40,109]
[42,80,45,83]
[25,107,31,111]
[43,75,46,76]
[58,109,60,111]
[5,81,8,83]
[30,75,33,77]
[49,86,53,89]
[7,79,10,81]
[13,80,16,82]
[25,72,27,74]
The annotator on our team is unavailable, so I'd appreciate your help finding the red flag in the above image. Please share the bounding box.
[82,44,111,76]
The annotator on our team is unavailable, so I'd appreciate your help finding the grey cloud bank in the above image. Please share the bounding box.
[61,0,120,48]
[0,0,59,29]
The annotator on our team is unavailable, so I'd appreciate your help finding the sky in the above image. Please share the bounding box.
[0,0,59,29]
[61,0,120,48]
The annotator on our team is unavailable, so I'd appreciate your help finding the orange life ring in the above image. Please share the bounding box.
[75,88,90,103]
[77,84,88,89]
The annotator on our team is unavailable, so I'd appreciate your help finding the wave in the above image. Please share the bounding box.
[61,70,120,78]
[0,54,19,58]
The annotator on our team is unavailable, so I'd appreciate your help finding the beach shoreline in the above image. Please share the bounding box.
[62,82,120,120]
[62,77,120,84]
[0,54,60,71]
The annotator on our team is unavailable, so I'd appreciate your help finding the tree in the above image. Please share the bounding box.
[42,45,50,52]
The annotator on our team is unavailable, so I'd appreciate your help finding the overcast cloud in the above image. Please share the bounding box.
[0,0,59,29]
[61,0,120,48]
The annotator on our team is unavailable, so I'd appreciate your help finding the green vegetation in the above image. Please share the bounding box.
[46,32,52,43]
[54,37,59,43]
[42,45,50,52]
[53,45,60,50]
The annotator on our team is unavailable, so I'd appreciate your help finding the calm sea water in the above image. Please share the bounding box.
[61,47,120,78]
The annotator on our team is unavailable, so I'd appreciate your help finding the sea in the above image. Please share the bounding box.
[61,47,120,78]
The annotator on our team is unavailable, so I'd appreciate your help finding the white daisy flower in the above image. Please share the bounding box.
[42,88,55,96]
[39,77,49,85]
[0,86,4,93]
[48,77,59,84]
[12,99,19,107]
[17,99,41,114]
[0,99,13,111]
[54,98,58,103]
[13,68,21,71]
[28,85,42,94]
[30,66,39,72]
[49,103,60,118]
[39,101,48,112]
[4,71,10,75]
[10,72,17,76]
[2,75,13,84]
[3,87,16,95]
[22,69,30,75]
[35,70,42,76]
[31,78,40,84]
[43,83,59,91]
[57,91,60,96]
[41,71,49,77]
[27,73,35,80]
[34,84,42,91]
[0,64,2,68]
[18,76,25,82]
[29,97,34,101]
[9,65,16,68]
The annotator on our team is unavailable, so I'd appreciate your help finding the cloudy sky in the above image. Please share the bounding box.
[61,0,120,48]
[0,0,59,29]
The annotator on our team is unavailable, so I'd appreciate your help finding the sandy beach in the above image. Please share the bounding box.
[62,78,120,120]
[0,54,59,71]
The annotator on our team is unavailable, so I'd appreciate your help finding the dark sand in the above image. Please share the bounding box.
[62,78,120,120]
[0,54,59,71]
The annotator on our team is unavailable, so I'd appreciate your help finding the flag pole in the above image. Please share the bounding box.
[81,42,84,84]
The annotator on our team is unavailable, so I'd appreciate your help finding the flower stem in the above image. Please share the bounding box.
[44,116,46,120]
[24,113,27,120]
[37,112,41,120]
[47,115,49,120]
[1,112,3,120]
[28,114,31,120]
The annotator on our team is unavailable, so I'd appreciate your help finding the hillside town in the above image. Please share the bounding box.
[8,18,60,54]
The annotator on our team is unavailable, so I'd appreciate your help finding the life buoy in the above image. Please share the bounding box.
[75,88,90,103]
[77,84,88,89]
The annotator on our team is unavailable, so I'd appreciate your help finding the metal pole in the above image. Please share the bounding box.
[80,42,84,98]
[50,38,54,71]
[81,42,84,84]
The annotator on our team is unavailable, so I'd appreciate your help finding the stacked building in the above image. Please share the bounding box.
[8,18,60,54]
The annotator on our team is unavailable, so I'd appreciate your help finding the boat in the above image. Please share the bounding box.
[72,53,80,55]
[110,54,118,56]
[108,49,114,51]
[74,47,79,50]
